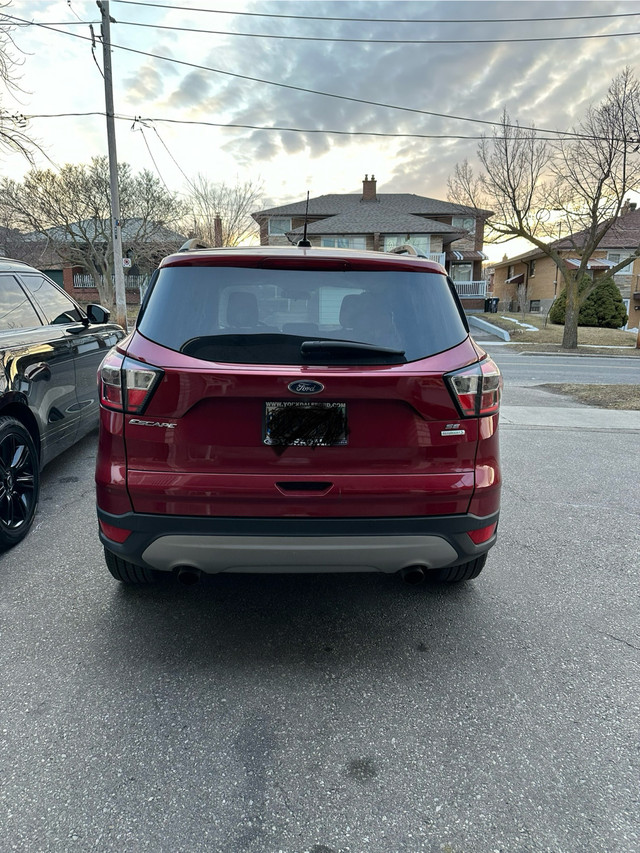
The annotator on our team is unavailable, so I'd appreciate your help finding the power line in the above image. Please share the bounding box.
[113,1,640,26]
[15,15,640,44]
[130,117,171,191]
[149,123,196,189]
[20,111,633,145]
[2,15,600,140]
[19,110,501,139]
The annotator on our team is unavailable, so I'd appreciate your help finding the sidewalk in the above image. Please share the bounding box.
[500,405,640,431]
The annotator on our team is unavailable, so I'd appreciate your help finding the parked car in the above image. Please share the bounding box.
[96,246,502,585]
[0,258,124,549]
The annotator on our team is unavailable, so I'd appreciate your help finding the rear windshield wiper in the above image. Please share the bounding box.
[300,340,406,359]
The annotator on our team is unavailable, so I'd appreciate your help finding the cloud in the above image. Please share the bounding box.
[8,0,639,202]
[163,70,215,109]
[123,63,166,102]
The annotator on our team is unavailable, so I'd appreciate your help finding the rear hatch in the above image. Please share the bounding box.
[110,251,495,518]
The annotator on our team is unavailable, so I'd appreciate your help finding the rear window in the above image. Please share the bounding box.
[138,266,467,364]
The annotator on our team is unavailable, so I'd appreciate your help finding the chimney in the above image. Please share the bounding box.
[362,174,377,202]
[213,215,223,247]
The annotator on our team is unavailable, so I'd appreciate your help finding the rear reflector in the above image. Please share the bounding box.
[99,520,132,543]
[468,522,497,545]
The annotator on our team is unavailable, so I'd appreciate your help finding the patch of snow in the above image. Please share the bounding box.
[498,316,539,331]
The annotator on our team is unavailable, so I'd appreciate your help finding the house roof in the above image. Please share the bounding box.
[251,193,490,221]
[446,249,488,262]
[493,207,640,268]
[556,207,640,251]
[287,211,464,236]
[564,257,617,271]
[23,218,186,244]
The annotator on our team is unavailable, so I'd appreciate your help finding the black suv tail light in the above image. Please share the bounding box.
[99,352,163,414]
[445,358,502,417]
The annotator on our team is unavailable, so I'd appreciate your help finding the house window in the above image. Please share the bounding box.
[452,216,475,233]
[450,263,473,282]
[383,234,431,254]
[321,236,366,249]
[507,265,515,279]
[606,252,634,275]
[529,299,541,312]
[268,217,292,236]
[529,260,536,277]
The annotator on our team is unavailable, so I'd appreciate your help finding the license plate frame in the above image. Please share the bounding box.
[264,401,348,447]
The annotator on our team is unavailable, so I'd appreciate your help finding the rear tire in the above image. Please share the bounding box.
[104,548,155,584]
[431,554,487,583]
[0,417,39,551]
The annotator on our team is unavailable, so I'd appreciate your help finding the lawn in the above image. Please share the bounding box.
[537,384,640,410]
[477,312,639,352]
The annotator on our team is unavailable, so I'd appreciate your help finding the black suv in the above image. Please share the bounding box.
[0,258,124,549]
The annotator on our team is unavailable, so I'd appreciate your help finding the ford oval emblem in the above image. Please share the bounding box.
[288,380,324,395]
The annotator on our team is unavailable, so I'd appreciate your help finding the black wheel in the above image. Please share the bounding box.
[0,417,39,550]
[104,548,155,584]
[430,554,487,583]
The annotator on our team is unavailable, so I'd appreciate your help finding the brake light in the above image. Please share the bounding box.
[99,351,163,414]
[445,358,502,417]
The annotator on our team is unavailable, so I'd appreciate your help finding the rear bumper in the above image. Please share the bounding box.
[97,509,499,575]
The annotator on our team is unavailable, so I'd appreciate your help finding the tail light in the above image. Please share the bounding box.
[445,358,502,417]
[99,351,163,414]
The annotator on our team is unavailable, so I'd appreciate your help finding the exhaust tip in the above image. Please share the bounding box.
[176,567,203,587]
[400,566,426,585]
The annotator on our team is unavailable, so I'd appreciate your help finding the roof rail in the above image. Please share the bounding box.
[178,238,210,252]
[387,244,418,256]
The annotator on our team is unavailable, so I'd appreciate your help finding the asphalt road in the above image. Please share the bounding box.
[484,349,640,409]
[487,349,640,387]
[1,385,639,852]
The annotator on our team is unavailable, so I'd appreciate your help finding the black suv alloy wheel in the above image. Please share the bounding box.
[0,417,39,549]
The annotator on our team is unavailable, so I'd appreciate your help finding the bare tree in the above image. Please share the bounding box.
[1,157,184,307]
[184,174,263,247]
[449,69,640,349]
[0,2,43,162]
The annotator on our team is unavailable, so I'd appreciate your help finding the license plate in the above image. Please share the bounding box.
[264,402,348,447]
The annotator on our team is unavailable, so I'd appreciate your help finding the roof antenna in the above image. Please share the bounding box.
[297,191,311,247]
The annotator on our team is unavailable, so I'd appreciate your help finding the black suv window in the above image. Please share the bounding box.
[20,274,83,325]
[0,273,42,331]
[139,266,468,364]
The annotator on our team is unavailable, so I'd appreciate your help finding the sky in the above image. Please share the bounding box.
[1,0,640,260]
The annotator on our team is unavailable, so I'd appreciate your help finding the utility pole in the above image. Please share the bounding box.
[98,0,127,329]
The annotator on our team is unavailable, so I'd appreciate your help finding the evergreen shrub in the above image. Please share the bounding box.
[548,275,628,328]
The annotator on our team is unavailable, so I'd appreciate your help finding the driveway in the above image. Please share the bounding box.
[1,389,639,853]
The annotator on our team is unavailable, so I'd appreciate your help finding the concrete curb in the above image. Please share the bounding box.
[467,316,510,341]
[500,405,640,431]
[516,349,639,359]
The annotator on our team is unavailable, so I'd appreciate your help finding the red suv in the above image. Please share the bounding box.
[96,246,501,585]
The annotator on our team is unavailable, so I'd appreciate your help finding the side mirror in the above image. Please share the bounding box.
[85,304,111,324]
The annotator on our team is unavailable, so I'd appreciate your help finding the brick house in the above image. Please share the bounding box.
[492,204,640,324]
[251,175,492,308]
[6,219,186,305]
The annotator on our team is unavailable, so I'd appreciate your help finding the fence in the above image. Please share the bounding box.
[452,280,487,298]
[72,273,149,291]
